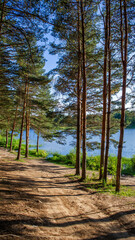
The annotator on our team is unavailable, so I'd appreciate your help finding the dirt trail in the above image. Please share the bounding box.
[0,149,135,240]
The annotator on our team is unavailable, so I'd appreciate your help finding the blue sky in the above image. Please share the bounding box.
[44,52,58,73]
[43,32,59,73]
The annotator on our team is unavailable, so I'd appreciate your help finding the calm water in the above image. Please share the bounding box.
[21,129,135,158]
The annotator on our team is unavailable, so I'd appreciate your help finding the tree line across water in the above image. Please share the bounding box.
[115,111,135,128]
[0,0,135,193]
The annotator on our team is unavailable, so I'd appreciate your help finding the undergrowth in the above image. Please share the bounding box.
[46,151,135,177]
[0,135,48,159]
[68,174,135,197]
[0,134,135,176]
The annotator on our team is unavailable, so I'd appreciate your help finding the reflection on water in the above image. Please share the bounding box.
[21,129,135,158]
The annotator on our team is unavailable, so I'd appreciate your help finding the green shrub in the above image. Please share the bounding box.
[131,155,135,170]
[46,151,135,176]
[86,155,100,170]
[0,134,22,150]
[0,135,6,147]
[65,150,76,166]
[0,133,135,176]
[121,155,135,176]
[108,155,117,176]
[29,149,48,158]
[47,152,65,164]
[46,150,76,167]
[11,138,20,150]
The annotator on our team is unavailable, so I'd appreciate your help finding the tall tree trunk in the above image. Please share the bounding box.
[10,105,18,152]
[17,82,27,160]
[100,0,108,180]
[81,0,87,180]
[6,129,8,148]
[25,109,30,158]
[37,132,39,153]
[116,0,128,192]
[25,83,30,158]
[0,0,5,33]
[81,102,83,140]
[104,0,111,182]
[76,0,81,175]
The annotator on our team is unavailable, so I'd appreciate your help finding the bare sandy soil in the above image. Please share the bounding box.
[0,148,135,240]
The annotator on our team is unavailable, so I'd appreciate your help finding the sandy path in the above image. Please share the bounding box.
[0,149,135,239]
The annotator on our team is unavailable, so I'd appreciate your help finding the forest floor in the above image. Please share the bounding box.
[0,148,135,240]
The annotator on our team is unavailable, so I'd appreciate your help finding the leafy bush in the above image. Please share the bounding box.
[29,149,48,158]
[108,155,117,176]
[86,154,135,176]
[11,138,20,150]
[121,155,135,176]
[0,134,24,150]
[46,150,76,166]
[0,135,6,147]
[0,134,135,176]
[65,150,76,165]
[86,155,100,170]
[131,155,135,170]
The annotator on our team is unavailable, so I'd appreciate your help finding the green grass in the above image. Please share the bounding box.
[0,135,48,159]
[68,174,135,197]
[17,148,48,159]
[0,134,135,197]
[46,150,76,168]
[86,154,135,176]
[0,134,135,176]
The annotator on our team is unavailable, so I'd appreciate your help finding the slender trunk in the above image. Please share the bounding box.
[6,129,8,148]
[25,84,30,158]
[76,0,81,175]
[81,0,87,180]
[81,101,83,140]
[37,132,39,153]
[116,0,128,192]
[104,0,111,182]
[25,110,30,158]
[17,82,27,160]
[100,0,108,180]
[0,0,5,33]
[10,105,18,152]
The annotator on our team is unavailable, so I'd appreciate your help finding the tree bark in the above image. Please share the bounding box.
[10,105,18,152]
[104,0,111,183]
[81,0,87,180]
[116,0,128,192]
[0,0,6,33]
[25,109,30,158]
[25,83,30,158]
[100,0,108,180]
[17,82,27,160]
[76,0,81,176]
[6,129,8,148]
[37,132,39,153]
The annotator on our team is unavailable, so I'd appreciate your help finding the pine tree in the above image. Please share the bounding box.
[47,0,101,179]
[76,0,81,176]
[104,0,111,182]
[116,0,128,192]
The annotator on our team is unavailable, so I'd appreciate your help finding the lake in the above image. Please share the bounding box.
[21,128,135,158]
